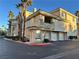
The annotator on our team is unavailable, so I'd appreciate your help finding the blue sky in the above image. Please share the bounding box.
[0,0,79,28]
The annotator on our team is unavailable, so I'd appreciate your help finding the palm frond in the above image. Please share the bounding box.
[21,0,28,2]
[21,0,32,6]
[16,4,19,9]
[8,11,15,22]
[76,11,79,16]
[28,0,32,5]
[8,11,14,18]
[16,3,24,10]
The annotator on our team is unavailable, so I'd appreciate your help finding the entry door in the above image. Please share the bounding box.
[44,32,50,39]
[59,33,64,41]
[51,32,58,41]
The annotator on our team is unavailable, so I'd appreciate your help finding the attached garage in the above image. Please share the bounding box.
[51,32,67,41]
[51,32,58,41]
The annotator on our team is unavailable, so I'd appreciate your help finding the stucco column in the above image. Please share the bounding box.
[30,30,35,42]
[41,31,44,41]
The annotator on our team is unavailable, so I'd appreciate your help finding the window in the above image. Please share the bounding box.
[61,12,66,18]
[73,17,75,22]
[44,16,52,24]
[26,21,30,27]
[69,24,72,31]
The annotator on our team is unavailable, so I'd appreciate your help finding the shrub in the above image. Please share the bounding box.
[43,39,49,43]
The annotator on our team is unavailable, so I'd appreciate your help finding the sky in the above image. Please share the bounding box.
[0,0,79,28]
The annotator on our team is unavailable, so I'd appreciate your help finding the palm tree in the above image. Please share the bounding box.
[16,3,25,41]
[8,11,14,36]
[16,0,32,42]
[22,0,32,42]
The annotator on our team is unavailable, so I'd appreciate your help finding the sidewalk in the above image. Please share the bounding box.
[3,38,52,46]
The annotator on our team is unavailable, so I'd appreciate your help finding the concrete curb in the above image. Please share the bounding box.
[3,38,52,46]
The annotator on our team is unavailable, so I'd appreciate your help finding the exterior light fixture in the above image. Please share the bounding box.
[36,30,41,34]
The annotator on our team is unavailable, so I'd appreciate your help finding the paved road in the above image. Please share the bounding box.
[0,37,79,59]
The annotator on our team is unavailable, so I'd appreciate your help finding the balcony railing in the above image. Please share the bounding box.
[26,21,54,30]
[40,23,52,29]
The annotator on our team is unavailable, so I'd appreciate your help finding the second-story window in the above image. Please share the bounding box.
[44,16,52,24]
[73,17,75,22]
[61,12,66,18]
[26,20,30,27]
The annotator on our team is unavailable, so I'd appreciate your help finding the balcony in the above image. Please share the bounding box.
[26,17,54,30]
[40,22,52,29]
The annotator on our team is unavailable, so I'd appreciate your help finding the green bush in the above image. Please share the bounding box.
[43,39,49,43]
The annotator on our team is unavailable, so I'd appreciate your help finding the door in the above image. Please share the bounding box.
[51,32,58,41]
[59,33,64,41]
[44,32,50,40]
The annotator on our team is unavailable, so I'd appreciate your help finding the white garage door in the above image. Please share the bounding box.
[51,32,58,41]
[59,33,64,41]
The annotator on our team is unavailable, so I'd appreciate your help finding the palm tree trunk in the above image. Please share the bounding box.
[22,11,26,42]
[17,13,22,41]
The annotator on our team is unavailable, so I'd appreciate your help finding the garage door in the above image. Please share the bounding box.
[59,33,64,41]
[51,32,58,41]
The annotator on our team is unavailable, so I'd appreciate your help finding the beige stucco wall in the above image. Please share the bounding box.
[29,30,36,42]
[26,14,45,28]
[53,19,65,32]
[13,20,18,36]
[25,14,45,42]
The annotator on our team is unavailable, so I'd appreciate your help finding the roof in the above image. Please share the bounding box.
[26,9,62,22]
[50,8,77,18]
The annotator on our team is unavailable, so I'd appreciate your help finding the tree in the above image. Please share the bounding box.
[0,26,7,36]
[75,11,79,17]
[22,0,32,42]
[16,0,32,42]
[16,3,25,41]
[8,11,14,36]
